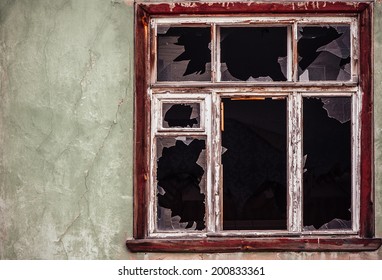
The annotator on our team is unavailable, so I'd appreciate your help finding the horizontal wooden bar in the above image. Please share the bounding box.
[138,1,371,15]
[126,237,382,252]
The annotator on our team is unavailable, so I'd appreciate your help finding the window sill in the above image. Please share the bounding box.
[126,237,382,252]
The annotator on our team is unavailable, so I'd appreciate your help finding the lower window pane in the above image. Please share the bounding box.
[156,137,207,231]
[222,98,287,230]
[303,97,352,230]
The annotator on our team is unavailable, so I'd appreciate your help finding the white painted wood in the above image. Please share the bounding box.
[153,16,354,25]
[288,92,303,233]
[292,22,298,82]
[351,17,359,83]
[352,90,361,233]
[212,91,221,232]
[211,23,218,83]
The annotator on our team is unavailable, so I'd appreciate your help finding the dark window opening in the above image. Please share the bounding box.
[156,137,207,230]
[303,97,352,230]
[157,27,211,81]
[298,26,351,81]
[163,103,200,128]
[220,27,288,82]
[221,98,287,230]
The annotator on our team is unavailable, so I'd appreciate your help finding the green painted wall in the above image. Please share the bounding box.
[0,0,381,259]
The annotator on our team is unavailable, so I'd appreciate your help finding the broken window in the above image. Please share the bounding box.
[157,27,211,81]
[298,25,351,81]
[130,1,380,253]
[156,137,207,231]
[137,13,369,242]
[220,27,288,81]
[162,103,200,128]
[221,98,287,230]
[303,97,352,230]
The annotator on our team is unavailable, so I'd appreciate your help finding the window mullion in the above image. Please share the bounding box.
[211,23,218,83]
[292,22,298,82]
[288,92,303,233]
[352,90,361,233]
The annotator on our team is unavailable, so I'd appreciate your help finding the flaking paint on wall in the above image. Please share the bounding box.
[0,0,381,259]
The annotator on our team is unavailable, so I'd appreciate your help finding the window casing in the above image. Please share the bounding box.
[127,1,381,252]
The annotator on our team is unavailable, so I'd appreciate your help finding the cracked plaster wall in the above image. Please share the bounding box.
[0,0,381,260]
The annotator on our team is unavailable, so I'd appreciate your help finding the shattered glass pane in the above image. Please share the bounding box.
[156,137,206,231]
[220,27,288,82]
[162,103,200,128]
[157,27,211,81]
[303,97,352,230]
[222,98,287,230]
[298,25,351,81]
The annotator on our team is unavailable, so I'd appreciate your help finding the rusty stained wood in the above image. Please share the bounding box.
[138,1,372,15]
[126,237,382,252]
[134,3,150,239]
[358,4,373,238]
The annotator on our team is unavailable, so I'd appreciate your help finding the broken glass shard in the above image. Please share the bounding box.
[298,25,351,81]
[220,27,288,82]
[162,103,200,128]
[303,97,352,230]
[221,98,287,230]
[321,97,351,123]
[156,137,206,231]
[157,27,211,81]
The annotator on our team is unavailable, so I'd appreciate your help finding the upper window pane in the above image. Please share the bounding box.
[157,27,211,81]
[298,25,351,81]
[220,27,288,82]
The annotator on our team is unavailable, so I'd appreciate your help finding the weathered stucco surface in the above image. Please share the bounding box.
[0,0,381,259]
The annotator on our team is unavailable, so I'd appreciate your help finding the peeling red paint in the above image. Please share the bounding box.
[139,1,369,15]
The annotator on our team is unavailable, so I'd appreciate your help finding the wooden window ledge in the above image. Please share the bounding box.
[126,237,382,252]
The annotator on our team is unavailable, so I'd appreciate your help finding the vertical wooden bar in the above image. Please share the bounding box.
[134,4,150,239]
[292,22,298,82]
[212,92,222,231]
[288,92,303,232]
[359,4,374,238]
[211,23,217,83]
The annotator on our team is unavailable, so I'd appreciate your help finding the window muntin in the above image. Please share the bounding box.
[149,16,360,237]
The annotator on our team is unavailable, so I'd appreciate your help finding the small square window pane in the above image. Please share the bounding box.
[156,137,207,231]
[220,27,288,82]
[303,97,352,231]
[298,25,351,81]
[157,27,211,82]
[162,102,201,129]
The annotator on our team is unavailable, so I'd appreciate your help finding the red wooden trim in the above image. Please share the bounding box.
[134,3,150,239]
[138,1,371,15]
[359,4,374,238]
[132,1,376,249]
[126,238,382,252]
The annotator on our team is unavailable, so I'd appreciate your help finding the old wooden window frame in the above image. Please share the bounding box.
[126,1,382,252]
